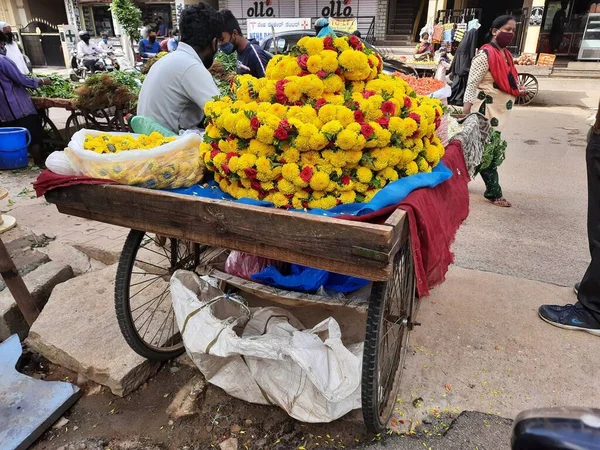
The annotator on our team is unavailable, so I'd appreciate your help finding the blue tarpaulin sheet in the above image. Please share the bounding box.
[251,264,371,294]
[171,161,452,217]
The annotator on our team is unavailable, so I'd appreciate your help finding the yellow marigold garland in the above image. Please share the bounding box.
[201,35,445,210]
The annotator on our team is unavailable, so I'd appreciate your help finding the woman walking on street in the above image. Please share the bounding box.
[463,15,525,207]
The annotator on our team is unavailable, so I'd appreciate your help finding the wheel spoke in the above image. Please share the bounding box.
[130,275,163,299]
[140,287,170,339]
[134,258,171,273]
[132,285,169,322]
[130,275,165,288]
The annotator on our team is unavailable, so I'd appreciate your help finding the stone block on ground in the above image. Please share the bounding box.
[40,241,91,276]
[166,374,207,420]
[0,261,74,341]
[26,264,165,396]
[73,238,124,266]
[0,236,50,292]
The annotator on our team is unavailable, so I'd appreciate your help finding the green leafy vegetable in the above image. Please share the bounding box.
[28,73,75,99]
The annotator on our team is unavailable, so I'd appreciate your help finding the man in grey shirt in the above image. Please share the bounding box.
[138,3,223,133]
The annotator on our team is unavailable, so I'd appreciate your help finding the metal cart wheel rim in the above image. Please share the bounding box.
[362,237,416,433]
[115,230,202,361]
[516,73,539,106]
[64,111,86,140]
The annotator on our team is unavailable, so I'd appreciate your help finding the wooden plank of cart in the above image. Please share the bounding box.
[45,184,416,432]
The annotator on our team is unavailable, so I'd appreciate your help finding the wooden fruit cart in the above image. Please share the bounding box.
[45,184,417,433]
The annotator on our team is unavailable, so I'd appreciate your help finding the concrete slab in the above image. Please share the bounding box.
[0,244,50,293]
[394,266,600,428]
[26,265,163,396]
[39,242,91,276]
[361,411,513,450]
[72,241,122,266]
[0,334,80,450]
[454,106,592,287]
[0,261,74,341]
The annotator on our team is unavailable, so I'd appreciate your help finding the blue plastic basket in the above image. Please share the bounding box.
[0,127,31,170]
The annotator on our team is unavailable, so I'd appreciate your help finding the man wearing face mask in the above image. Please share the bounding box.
[137,3,222,133]
[98,33,113,52]
[167,29,179,52]
[77,31,102,74]
[0,22,29,74]
[138,30,161,59]
[463,15,527,208]
[218,10,271,78]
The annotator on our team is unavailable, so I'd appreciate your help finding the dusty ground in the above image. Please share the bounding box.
[26,355,378,450]
[2,79,599,450]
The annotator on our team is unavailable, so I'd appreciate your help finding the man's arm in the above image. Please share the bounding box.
[138,40,146,57]
[1,59,40,90]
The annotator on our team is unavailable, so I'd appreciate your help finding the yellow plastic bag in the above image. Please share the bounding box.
[61,129,204,189]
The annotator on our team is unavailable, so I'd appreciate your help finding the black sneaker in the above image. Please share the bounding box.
[574,282,580,296]
[538,302,600,336]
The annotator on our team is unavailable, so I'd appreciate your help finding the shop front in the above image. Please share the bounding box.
[534,0,599,60]
[219,0,384,41]
[77,0,114,36]
[434,0,530,54]
[74,0,183,38]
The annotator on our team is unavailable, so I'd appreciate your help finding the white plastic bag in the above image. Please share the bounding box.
[430,84,452,100]
[57,129,205,189]
[170,270,363,423]
[46,151,77,176]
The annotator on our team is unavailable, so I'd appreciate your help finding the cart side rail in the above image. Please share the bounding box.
[46,184,408,281]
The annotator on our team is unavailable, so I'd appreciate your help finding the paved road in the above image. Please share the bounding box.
[363,88,599,449]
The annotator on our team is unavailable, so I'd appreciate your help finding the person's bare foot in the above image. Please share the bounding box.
[486,197,512,207]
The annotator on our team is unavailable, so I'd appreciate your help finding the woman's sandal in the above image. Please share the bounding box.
[486,197,512,208]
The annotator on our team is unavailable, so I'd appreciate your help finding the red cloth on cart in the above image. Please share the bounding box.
[338,142,470,297]
[34,143,470,297]
[33,170,116,197]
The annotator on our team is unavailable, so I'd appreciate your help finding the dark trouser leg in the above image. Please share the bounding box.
[579,133,600,319]
[83,59,96,73]
[480,164,503,200]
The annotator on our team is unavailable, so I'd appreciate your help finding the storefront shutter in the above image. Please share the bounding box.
[276,0,296,17]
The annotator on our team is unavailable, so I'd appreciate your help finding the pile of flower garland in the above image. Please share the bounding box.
[200,35,445,210]
[83,131,176,154]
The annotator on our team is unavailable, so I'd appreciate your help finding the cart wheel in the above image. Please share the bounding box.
[516,73,538,106]
[115,230,226,361]
[362,237,416,433]
[64,112,85,140]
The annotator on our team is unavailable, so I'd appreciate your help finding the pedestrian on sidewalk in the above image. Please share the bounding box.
[539,101,600,335]
[463,15,527,208]
[0,22,28,74]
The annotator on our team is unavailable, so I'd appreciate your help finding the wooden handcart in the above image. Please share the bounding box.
[45,184,418,433]
[32,97,130,146]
